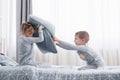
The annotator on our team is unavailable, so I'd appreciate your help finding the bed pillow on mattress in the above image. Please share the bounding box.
[0,53,18,66]
[28,15,57,53]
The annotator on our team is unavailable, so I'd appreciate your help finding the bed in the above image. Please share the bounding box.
[0,65,120,80]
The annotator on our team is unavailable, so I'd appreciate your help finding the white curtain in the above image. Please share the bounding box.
[32,0,120,66]
[0,0,16,60]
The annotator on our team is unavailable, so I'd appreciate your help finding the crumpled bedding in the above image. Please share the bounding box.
[0,65,120,80]
[0,53,18,66]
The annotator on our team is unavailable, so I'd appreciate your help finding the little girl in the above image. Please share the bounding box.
[18,22,50,67]
[53,31,104,70]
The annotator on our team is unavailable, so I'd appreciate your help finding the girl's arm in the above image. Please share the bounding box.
[25,25,44,43]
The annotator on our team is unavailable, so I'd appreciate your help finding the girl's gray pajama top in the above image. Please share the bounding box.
[18,30,50,67]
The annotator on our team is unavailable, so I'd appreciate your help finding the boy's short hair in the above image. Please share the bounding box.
[75,31,89,43]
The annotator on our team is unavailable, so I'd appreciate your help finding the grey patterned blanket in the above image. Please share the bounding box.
[0,65,120,80]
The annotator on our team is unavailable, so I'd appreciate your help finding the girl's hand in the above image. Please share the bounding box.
[39,25,44,30]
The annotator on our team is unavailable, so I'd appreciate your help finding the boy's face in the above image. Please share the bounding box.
[24,26,34,37]
[74,35,86,45]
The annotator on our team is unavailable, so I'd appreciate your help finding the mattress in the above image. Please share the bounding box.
[0,65,120,80]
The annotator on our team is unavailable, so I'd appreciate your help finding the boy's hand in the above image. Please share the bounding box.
[39,25,44,30]
[52,36,59,41]
[55,41,60,45]
[52,36,61,45]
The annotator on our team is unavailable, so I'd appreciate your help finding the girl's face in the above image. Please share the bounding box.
[24,26,34,37]
[74,35,86,45]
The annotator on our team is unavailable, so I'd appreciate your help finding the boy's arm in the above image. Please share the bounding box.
[59,41,87,52]
[53,36,87,52]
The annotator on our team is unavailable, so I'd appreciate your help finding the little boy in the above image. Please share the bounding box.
[53,31,104,70]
